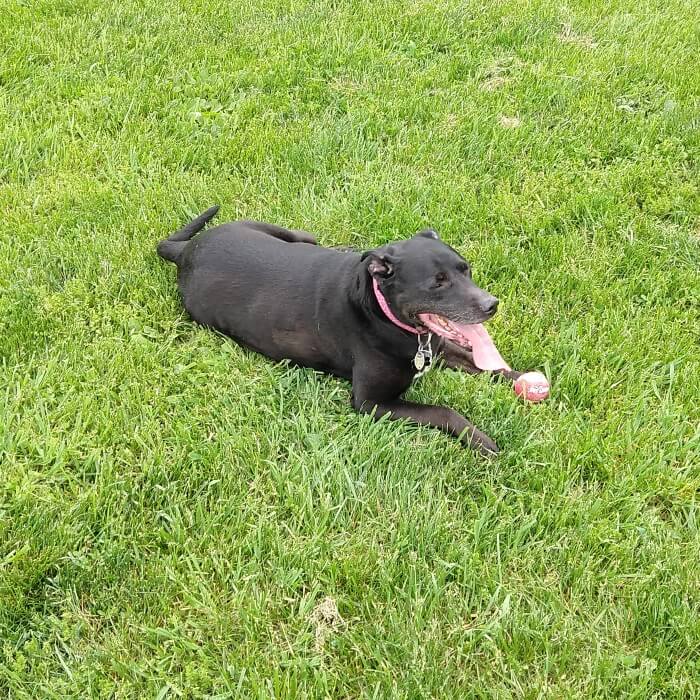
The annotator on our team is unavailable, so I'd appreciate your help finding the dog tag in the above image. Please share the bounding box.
[414,351,425,372]
[413,332,434,377]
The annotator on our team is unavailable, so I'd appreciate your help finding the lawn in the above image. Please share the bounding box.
[1,0,700,696]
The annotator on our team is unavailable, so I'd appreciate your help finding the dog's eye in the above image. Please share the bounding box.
[458,263,471,277]
[432,272,449,288]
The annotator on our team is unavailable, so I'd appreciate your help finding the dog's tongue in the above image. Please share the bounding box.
[455,323,510,370]
[419,315,510,371]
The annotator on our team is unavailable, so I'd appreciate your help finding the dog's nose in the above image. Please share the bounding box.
[480,295,499,315]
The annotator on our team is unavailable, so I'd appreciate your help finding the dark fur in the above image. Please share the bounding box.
[158,207,524,454]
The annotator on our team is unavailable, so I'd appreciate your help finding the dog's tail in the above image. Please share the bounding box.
[156,205,220,264]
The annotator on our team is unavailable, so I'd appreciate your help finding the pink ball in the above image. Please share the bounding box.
[514,372,550,402]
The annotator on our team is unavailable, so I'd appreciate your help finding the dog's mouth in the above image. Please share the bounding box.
[418,313,509,371]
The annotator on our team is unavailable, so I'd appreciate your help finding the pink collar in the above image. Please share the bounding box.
[372,278,422,334]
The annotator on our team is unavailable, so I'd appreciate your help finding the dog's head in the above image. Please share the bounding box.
[362,230,507,370]
[362,229,498,325]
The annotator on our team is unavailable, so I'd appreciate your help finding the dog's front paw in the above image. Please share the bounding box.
[461,428,500,457]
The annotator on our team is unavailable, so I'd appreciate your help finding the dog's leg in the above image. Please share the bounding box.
[439,339,523,383]
[351,370,499,456]
[244,221,317,245]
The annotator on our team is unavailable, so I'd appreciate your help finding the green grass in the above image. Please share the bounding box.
[1,0,700,696]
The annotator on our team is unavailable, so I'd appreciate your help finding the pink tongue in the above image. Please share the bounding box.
[419,315,510,371]
[454,323,510,371]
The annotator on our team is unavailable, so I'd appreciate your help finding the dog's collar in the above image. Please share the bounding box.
[372,278,425,334]
[372,278,433,376]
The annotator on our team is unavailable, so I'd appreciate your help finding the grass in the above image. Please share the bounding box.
[1,0,700,696]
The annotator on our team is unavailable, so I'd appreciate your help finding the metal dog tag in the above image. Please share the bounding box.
[413,333,433,377]
[414,350,425,371]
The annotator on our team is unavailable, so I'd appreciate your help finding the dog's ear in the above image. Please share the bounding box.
[414,229,440,240]
[360,251,396,278]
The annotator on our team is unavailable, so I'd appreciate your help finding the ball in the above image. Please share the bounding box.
[513,372,550,402]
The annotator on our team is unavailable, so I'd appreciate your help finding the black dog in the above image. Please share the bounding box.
[157,206,528,455]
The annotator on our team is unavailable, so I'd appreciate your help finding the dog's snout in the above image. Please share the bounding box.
[480,295,499,315]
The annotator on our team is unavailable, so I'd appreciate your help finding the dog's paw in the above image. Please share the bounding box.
[462,428,500,457]
[477,436,500,457]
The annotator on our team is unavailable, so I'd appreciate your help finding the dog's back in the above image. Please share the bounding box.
[161,215,359,375]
